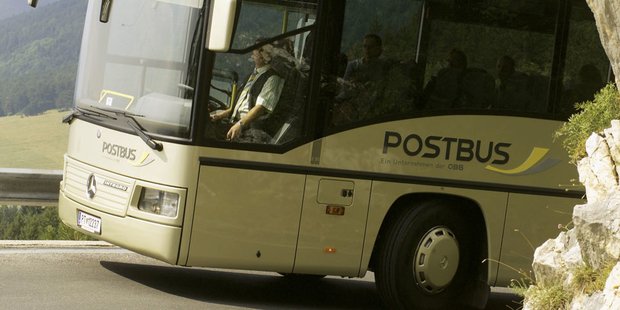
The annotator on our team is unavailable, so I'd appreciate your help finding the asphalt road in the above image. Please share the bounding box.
[0,244,522,310]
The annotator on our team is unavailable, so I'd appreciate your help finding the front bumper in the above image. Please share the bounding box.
[59,190,182,264]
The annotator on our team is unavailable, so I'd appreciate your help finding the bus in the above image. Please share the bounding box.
[48,0,610,308]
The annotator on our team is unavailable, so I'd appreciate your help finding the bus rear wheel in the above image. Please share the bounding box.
[375,199,482,309]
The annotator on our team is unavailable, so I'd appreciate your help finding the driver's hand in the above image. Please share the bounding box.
[226,122,242,140]
[211,110,228,122]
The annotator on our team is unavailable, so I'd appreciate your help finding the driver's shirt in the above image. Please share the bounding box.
[232,65,284,121]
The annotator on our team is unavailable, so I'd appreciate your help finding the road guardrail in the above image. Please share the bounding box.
[0,169,62,206]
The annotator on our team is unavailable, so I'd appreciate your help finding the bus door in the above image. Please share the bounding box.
[188,0,320,272]
[188,163,305,272]
[295,176,372,276]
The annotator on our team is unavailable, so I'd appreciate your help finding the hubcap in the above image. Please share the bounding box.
[413,226,459,294]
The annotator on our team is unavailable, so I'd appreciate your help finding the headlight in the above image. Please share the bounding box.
[138,188,179,217]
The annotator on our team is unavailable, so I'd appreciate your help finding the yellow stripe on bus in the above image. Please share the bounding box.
[485,147,549,175]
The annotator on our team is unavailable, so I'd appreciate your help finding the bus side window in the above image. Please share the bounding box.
[205,1,318,147]
[325,1,424,129]
[558,0,609,118]
[265,36,313,145]
[420,1,559,116]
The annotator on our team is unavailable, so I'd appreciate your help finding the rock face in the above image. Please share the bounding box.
[586,0,620,87]
[531,229,582,288]
[526,4,620,308]
[525,121,620,309]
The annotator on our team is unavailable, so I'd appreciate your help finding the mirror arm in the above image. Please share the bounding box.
[100,0,113,23]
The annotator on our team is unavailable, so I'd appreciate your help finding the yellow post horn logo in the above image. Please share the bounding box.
[485,147,559,175]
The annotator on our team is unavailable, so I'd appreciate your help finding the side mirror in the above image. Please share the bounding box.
[206,0,237,52]
[28,0,38,8]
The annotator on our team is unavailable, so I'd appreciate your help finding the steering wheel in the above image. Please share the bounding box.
[209,95,228,111]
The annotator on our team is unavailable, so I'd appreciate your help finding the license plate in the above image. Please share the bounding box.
[77,210,101,234]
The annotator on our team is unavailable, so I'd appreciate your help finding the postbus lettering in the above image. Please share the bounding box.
[102,141,137,161]
[422,136,441,158]
[403,134,423,156]
[383,131,511,165]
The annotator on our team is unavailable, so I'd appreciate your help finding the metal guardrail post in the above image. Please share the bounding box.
[0,169,62,206]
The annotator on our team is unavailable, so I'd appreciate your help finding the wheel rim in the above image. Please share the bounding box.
[413,226,459,294]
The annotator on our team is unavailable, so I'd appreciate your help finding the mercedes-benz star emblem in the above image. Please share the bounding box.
[86,174,97,199]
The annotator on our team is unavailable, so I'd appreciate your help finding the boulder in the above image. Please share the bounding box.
[532,230,582,287]
[578,133,618,203]
[573,194,620,269]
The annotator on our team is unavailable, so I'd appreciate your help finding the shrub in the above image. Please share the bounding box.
[524,284,572,310]
[0,205,93,240]
[571,261,616,296]
[554,84,620,163]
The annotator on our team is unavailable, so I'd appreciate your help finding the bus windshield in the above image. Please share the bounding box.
[74,0,204,138]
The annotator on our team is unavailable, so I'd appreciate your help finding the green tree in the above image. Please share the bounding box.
[0,0,86,116]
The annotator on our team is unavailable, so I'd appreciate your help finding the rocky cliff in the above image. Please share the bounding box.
[586,0,620,87]
[524,121,620,309]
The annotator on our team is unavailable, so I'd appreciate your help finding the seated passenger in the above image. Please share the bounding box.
[211,41,285,143]
[459,68,496,109]
[561,63,605,115]
[342,34,388,85]
[422,48,468,109]
[494,55,531,111]
[333,33,389,123]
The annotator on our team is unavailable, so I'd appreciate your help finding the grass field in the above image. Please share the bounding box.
[0,110,69,170]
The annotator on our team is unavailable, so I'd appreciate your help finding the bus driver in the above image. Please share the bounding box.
[211,41,285,142]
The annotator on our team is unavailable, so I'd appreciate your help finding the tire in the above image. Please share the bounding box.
[375,199,483,310]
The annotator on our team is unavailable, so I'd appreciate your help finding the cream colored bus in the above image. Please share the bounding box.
[53,0,609,308]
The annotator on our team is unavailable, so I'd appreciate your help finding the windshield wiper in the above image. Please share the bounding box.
[62,106,117,124]
[90,106,163,152]
[126,120,163,151]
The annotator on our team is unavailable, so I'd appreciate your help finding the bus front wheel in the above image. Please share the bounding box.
[374,199,482,309]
